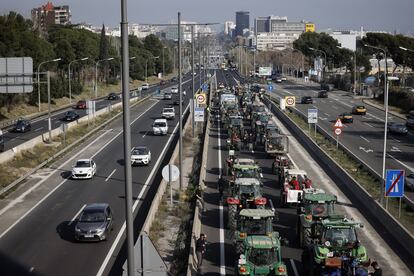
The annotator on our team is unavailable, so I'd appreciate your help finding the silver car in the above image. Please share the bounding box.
[406,173,414,192]
[74,203,113,242]
[387,122,408,135]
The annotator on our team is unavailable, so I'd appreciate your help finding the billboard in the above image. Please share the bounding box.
[258,67,272,76]
[0,57,33,93]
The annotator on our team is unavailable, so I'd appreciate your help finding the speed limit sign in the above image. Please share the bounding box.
[334,128,342,135]
[285,96,296,107]
[195,93,206,105]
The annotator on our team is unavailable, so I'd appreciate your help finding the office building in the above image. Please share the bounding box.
[224,21,236,37]
[235,11,249,37]
[31,2,71,35]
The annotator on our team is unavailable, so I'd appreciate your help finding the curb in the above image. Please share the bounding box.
[362,98,407,120]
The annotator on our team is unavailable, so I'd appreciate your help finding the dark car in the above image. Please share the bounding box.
[76,100,87,109]
[63,110,80,121]
[301,96,313,104]
[171,77,178,82]
[14,119,31,133]
[318,90,328,98]
[338,113,353,123]
[107,92,119,100]
[387,122,408,135]
[173,97,184,105]
[74,203,113,242]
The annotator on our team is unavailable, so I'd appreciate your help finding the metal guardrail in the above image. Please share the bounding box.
[266,93,414,209]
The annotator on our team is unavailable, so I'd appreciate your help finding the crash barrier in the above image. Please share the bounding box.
[0,93,153,197]
[263,95,414,271]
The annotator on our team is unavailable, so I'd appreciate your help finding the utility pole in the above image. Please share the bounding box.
[120,0,135,274]
[47,71,52,143]
[191,25,195,137]
[198,32,202,88]
[178,12,183,190]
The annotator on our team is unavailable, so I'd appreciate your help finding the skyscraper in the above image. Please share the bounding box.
[235,11,249,37]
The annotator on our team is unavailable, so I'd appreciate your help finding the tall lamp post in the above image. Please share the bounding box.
[68,57,88,104]
[162,47,167,77]
[37,58,61,112]
[145,56,159,82]
[364,43,388,205]
[309,47,327,82]
[95,57,114,98]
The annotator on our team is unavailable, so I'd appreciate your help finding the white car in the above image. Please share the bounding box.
[281,76,287,81]
[171,87,178,94]
[164,92,172,100]
[162,107,175,119]
[406,173,414,192]
[71,159,96,179]
[152,118,168,135]
[131,146,151,165]
[141,83,150,90]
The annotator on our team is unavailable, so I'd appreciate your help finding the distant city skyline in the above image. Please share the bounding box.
[0,0,413,35]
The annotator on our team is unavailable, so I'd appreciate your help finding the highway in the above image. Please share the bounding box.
[269,80,414,201]
[0,73,206,276]
[199,69,411,275]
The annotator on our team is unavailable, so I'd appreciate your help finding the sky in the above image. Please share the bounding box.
[1,0,413,35]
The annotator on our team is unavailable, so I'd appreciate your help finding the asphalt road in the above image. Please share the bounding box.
[199,70,411,275]
[0,73,206,276]
[0,73,195,152]
[269,80,414,201]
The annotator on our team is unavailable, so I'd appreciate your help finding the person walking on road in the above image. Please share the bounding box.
[196,233,207,272]
[369,261,382,276]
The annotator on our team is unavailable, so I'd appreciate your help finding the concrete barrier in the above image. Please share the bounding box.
[263,95,414,271]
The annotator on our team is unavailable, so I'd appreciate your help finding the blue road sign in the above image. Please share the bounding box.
[202,83,208,91]
[268,85,273,91]
[385,169,405,197]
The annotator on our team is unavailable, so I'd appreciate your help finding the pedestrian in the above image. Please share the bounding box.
[369,261,382,276]
[196,233,207,272]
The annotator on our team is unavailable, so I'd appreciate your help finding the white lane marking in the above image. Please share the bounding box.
[34,127,43,132]
[364,122,374,128]
[390,146,401,152]
[331,105,338,110]
[387,154,414,172]
[360,136,370,143]
[290,259,299,276]
[142,131,148,138]
[0,100,159,239]
[217,117,226,276]
[359,146,373,153]
[68,204,86,226]
[324,112,330,116]
[283,89,293,95]
[97,103,190,276]
[390,137,400,143]
[105,169,116,182]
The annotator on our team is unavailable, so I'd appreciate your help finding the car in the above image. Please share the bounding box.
[387,122,408,135]
[352,105,367,115]
[13,118,31,133]
[74,203,113,242]
[171,87,178,94]
[318,90,328,98]
[162,107,175,119]
[173,97,184,105]
[301,96,313,104]
[406,173,414,192]
[281,76,287,81]
[171,77,178,82]
[131,146,151,165]
[107,92,119,100]
[63,111,80,121]
[163,92,172,100]
[338,113,353,123]
[275,78,282,83]
[71,159,97,179]
[141,83,150,90]
[152,118,168,135]
[76,100,87,109]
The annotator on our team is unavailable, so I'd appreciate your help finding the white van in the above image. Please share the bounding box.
[152,118,168,135]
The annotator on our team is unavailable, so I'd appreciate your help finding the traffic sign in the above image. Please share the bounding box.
[162,164,179,182]
[201,83,208,91]
[334,118,343,128]
[285,96,296,107]
[194,107,205,122]
[308,108,318,124]
[195,93,206,105]
[267,85,273,91]
[385,170,405,197]
[334,128,342,135]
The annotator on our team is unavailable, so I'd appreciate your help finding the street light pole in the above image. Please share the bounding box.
[191,25,195,137]
[37,58,61,112]
[178,12,183,190]
[68,57,88,105]
[95,57,114,98]
[364,43,388,205]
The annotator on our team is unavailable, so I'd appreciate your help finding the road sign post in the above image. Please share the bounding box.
[333,118,343,148]
[385,170,405,215]
[285,96,296,108]
[162,164,180,205]
[308,108,318,137]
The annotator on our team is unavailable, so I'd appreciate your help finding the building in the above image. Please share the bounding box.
[130,24,158,39]
[255,32,302,51]
[161,22,211,42]
[255,17,270,33]
[224,21,236,37]
[31,2,71,35]
[235,11,249,37]
[329,31,358,51]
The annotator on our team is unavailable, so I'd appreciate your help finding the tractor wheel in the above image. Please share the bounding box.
[303,227,312,247]
[228,205,237,229]
[236,242,244,255]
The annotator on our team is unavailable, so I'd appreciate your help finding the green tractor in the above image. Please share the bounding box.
[301,216,369,276]
[236,235,287,276]
[296,188,337,248]
[234,209,277,254]
[226,116,244,151]
[226,178,266,230]
[228,159,262,179]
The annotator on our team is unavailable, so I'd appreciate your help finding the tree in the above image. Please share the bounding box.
[99,24,110,83]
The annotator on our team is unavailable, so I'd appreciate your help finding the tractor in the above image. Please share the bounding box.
[236,235,287,276]
[296,189,337,248]
[279,168,312,207]
[301,216,369,276]
[272,156,291,180]
[226,117,244,151]
[265,131,289,156]
[234,208,277,254]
